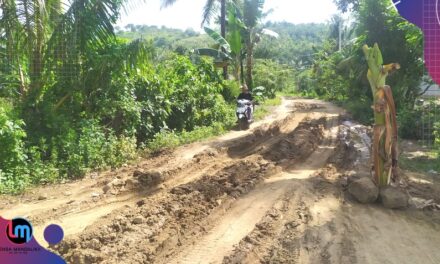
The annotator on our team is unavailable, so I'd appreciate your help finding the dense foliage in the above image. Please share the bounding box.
[252,59,296,99]
[296,0,426,126]
[0,42,234,193]
[2,0,438,193]
[0,1,239,193]
[255,22,329,67]
[116,25,215,55]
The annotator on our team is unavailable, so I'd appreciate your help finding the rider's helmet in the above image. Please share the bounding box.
[241,84,249,93]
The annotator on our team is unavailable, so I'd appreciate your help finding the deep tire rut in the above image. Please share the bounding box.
[165,109,341,264]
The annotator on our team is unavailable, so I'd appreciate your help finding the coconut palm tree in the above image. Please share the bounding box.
[241,0,277,89]
[329,14,355,51]
[0,0,126,101]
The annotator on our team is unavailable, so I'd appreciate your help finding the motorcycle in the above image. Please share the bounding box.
[236,99,253,130]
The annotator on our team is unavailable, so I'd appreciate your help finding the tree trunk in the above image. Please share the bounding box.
[220,0,227,79]
[240,51,245,84]
[246,39,253,90]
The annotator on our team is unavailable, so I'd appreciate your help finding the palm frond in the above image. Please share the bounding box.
[160,0,178,8]
[46,0,122,63]
[227,1,243,55]
[243,0,264,28]
[201,0,218,26]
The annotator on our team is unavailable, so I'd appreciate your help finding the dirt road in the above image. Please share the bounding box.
[2,98,440,264]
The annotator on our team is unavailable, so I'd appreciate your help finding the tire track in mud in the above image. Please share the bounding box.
[0,99,303,247]
[1,98,296,220]
[222,115,440,264]
[221,138,355,264]
[0,99,350,264]
[164,109,342,264]
[53,102,341,264]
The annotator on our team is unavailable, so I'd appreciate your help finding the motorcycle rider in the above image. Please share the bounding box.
[237,84,254,122]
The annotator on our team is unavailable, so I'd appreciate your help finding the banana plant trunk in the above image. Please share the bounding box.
[363,43,400,187]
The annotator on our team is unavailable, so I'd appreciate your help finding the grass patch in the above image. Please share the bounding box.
[400,151,440,173]
[254,106,270,121]
[264,96,282,106]
[277,89,300,97]
[147,122,232,153]
[254,94,284,121]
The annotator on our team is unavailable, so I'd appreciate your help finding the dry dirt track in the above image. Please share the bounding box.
[2,98,440,264]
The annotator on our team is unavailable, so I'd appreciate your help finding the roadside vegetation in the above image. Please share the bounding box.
[291,0,440,172]
[1,0,439,193]
[0,0,293,193]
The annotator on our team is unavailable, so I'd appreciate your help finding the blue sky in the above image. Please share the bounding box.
[117,0,339,31]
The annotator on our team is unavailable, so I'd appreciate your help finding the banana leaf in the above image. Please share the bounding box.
[204,27,231,54]
[227,2,244,56]
[194,48,232,61]
[261,28,279,39]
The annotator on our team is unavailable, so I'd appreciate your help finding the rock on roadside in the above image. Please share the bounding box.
[134,170,164,186]
[348,177,379,204]
[380,187,409,209]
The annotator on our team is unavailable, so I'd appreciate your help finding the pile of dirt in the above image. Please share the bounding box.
[263,118,326,162]
[55,157,277,264]
[226,116,287,157]
[293,102,323,111]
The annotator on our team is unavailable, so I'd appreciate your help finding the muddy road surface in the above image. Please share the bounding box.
[2,98,440,264]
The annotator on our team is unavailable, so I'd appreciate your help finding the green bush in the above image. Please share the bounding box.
[61,120,138,178]
[221,80,241,102]
[0,46,238,193]
[397,100,440,140]
[0,105,29,192]
[253,59,295,99]
[434,122,440,157]
[21,141,59,186]
[398,106,420,139]
[341,98,373,125]
[159,56,232,131]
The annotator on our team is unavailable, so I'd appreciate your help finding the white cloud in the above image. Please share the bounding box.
[117,0,339,30]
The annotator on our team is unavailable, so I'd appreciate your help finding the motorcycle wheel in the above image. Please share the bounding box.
[239,118,249,130]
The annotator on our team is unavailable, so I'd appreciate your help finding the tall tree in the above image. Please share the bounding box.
[241,0,277,89]
[220,0,227,79]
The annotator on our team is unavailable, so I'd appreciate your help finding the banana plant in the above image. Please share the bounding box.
[226,1,246,83]
[194,2,245,83]
[193,27,233,68]
[363,43,400,186]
